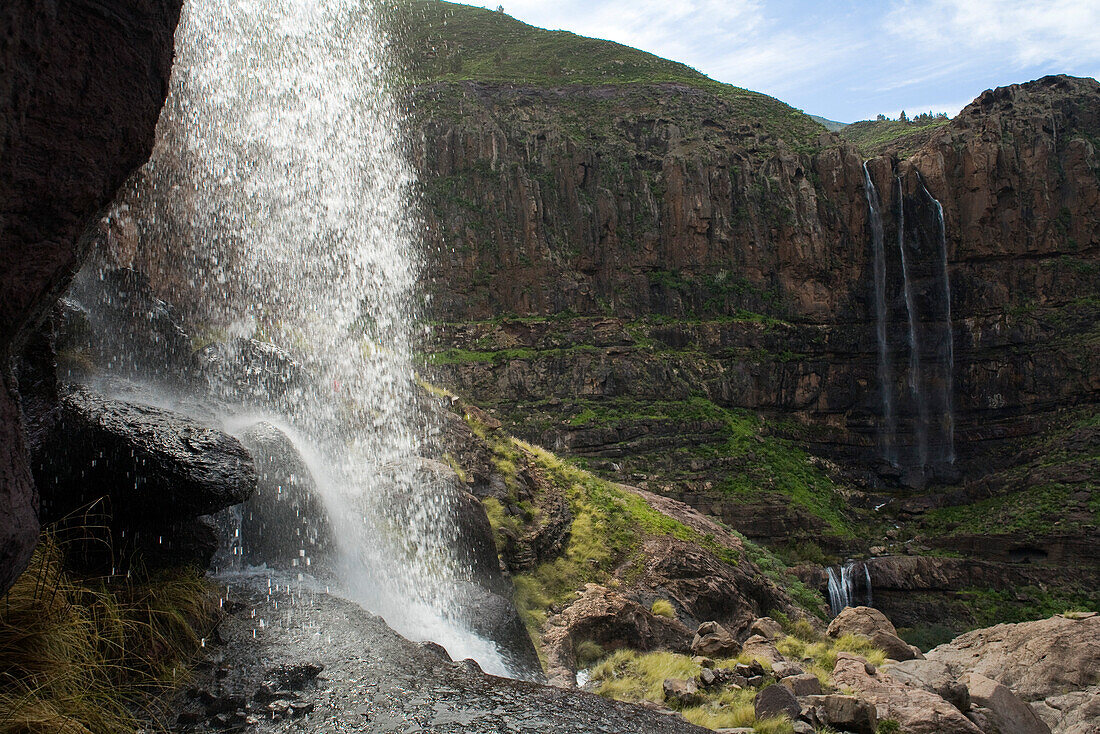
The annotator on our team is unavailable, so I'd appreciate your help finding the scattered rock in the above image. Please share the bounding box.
[697,668,718,688]
[827,606,898,639]
[750,617,784,639]
[1030,685,1100,734]
[964,673,1051,734]
[884,659,970,712]
[692,656,715,668]
[832,652,982,734]
[663,678,703,708]
[800,694,877,734]
[781,673,822,696]
[265,662,324,691]
[753,683,800,721]
[691,621,741,658]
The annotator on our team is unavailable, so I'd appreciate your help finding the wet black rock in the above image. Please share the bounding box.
[67,267,197,383]
[34,385,255,523]
[232,422,332,568]
[197,338,305,407]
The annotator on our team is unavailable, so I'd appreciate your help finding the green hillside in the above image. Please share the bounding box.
[390,0,827,147]
[840,117,951,156]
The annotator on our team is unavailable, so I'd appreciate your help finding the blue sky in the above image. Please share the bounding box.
[470,0,1100,122]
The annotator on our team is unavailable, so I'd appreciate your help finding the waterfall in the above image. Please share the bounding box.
[921,183,956,465]
[110,0,511,674]
[826,561,873,617]
[863,163,896,466]
[896,177,930,469]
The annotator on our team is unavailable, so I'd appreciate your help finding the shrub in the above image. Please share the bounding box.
[651,599,675,618]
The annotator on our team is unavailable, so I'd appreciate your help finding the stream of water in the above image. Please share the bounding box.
[121,0,511,675]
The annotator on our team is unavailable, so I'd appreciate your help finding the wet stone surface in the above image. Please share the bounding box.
[172,576,706,733]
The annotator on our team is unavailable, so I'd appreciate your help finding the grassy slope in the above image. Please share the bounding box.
[840,117,951,156]
[392,0,826,147]
[451,402,827,653]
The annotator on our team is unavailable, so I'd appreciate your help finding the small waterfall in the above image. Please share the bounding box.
[921,183,956,465]
[826,561,873,617]
[896,177,930,468]
[863,163,896,465]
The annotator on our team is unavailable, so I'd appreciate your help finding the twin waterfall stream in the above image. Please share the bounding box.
[862,164,957,483]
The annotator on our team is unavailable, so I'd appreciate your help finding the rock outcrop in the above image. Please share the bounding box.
[831,652,983,734]
[926,614,1100,702]
[0,0,184,592]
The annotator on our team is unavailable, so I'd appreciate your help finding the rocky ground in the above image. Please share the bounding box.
[171,573,708,733]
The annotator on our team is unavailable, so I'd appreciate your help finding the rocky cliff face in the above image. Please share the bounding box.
[0,0,184,592]
[418,75,1098,477]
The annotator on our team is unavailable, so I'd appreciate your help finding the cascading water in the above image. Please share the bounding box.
[895,177,930,469]
[103,0,512,674]
[826,561,873,617]
[921,183,956,465]
[862,163,896,466]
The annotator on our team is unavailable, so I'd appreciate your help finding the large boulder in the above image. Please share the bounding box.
[691,621,741,658]
[884,658,970,712]
[799,694,877,734]
[832,652,983,734]
[34,386,255,523]
[964,673,1051,734]
[232,422,332,568]
[827,606,898,638]
[0,0,184,594]
[871,629,924,662]
[453,580,543,681]
[753,683,800,721]
[543,584,692,687]
[926,614,1100,702]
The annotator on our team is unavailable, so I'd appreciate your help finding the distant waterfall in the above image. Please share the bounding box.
[827,561,873,617]
[896,177,930,469]
[922,183,956,465]
[863,164,896,465]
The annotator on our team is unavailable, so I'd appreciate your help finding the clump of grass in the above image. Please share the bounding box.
[651,599,675,618]
[777,631,886,673]
[575,640,606,667]
[0,535,217,733]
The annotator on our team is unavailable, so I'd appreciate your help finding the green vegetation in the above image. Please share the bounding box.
[589,623,892,731]
[840,117,952,156]
[651,599,675,618]
[503,437,745,641]
[391,0,825,147]
[922,481,1099,538]
[0,536,215,734]
[590,650,788,731]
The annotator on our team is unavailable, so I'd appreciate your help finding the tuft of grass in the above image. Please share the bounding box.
[0,535,217,734]
[575,640,606,668]
[651,599,675,618]
[776,631,886,672]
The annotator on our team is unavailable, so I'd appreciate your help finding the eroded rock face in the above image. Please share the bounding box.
[831,652,982,734]
[926,614,1100,702]
[1030,685,1100,734]
[884,659,970,712]
[0,0,184,592]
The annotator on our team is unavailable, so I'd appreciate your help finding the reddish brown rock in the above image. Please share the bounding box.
[832,652,982,734]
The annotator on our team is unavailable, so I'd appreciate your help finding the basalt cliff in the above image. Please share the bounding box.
[395,2,1099,639]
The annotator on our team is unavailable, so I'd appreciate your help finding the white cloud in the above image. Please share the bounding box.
[885,0,1100,73]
